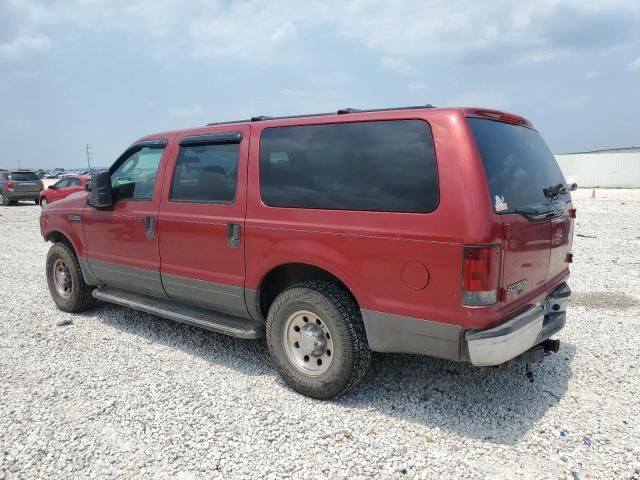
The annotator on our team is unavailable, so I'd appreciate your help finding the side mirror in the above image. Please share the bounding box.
[48,185,56,190]
[569,183,578,192]
[88,170,113,208]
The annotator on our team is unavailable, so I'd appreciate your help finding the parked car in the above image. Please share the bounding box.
[39,175,91,208]
[39,106,575,399]
[1,170,44,206]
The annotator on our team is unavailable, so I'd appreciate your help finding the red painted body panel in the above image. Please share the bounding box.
[40,176,90,205]
[157,125,250,288]
[82,145,172,272]
[39,107,574,334]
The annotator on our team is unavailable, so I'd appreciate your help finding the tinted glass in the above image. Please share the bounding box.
[54,179,70,188]
[170,143,239,203]
[67,178,81,187]
[259,120,438,212]
[469,118,568,213]
[11,172,39,181]
[111,146,164,200]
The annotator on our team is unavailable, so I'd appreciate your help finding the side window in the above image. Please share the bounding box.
[54,179,70,188]
[259,120,439,213]
[111,146,164,201]
[170,143,239,203]
[67,178,81,187]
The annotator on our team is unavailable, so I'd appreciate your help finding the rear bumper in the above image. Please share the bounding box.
[5,191,41,201]
[465,283,570,366]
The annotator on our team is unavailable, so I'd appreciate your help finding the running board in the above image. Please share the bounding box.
[92,286,264,339]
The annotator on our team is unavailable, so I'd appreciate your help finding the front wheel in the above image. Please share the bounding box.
[46,243,97,312]
[40,198,48,208]
[266,281,371,399]
[0,192,8,206]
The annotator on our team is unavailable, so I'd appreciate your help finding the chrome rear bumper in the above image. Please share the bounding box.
[465,283,570,366]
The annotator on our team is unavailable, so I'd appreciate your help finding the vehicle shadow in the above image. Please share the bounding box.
[90,302,574,445]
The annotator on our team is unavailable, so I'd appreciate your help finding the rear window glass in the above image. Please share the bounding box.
[469,118,567,213]
[11,172,39,181]
[259,120,438,213]
[170,143,239,203]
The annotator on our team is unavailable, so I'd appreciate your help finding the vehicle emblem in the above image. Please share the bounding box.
[506,279,527,295]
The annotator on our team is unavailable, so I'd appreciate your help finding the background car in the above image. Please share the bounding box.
[0,170,44,206]
[39,175,90,207]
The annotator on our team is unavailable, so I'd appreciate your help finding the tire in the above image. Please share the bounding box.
[0,191,8,206]
[40,198,48,208]
[34,199,40,205]
[46,242,97,313]
[266,281,371,399]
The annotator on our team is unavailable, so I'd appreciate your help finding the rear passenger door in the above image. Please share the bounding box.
[157,126,250,318]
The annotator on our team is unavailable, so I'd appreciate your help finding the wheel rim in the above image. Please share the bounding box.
[52,259,72,298]
[283,310,334,376]
[0,193,4,204]
[41,198,47,207]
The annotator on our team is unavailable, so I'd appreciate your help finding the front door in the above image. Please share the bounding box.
[83,140,169,298]
[157,127,250,318]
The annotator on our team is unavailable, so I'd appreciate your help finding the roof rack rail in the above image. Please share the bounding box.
[337,107,362,114]
[206,104,436,126]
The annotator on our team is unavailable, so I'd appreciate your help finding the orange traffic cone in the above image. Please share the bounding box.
[591,189,596,199]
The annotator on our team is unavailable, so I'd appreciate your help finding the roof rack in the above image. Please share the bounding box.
[206,104,435,126]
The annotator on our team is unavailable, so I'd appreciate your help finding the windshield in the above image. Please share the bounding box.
[11,172,39,181]
[469,118,567,213]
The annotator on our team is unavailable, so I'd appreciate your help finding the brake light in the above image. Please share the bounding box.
[462,245,501,306]
[5,180,14,191]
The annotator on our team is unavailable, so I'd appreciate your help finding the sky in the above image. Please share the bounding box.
[1,0,639,169]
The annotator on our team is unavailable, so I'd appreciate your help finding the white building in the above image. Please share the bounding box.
[555,147,640,188]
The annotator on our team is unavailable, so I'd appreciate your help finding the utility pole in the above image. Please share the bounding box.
[86,144,93,171]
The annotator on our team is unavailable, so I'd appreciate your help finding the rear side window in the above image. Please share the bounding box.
[469,118,567,213]
[259,120,438,213]
[67,178,81,187]
[11,172,39,181]
[170,143,239,203]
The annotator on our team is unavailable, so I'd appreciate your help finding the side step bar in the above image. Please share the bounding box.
[92,286,265,339]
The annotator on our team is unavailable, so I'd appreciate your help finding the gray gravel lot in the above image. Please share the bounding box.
[1,189,639,479]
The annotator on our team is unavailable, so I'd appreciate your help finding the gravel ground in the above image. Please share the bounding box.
[1,189,639,480]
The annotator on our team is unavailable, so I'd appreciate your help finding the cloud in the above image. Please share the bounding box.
[168,106,204,118]
[280,88,309,97]
[0,32,51,59]
[628,57,640,71]
[380,56,416,77]
[1,0,639,64]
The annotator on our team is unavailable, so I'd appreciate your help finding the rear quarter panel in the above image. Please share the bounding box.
[245,109,503,329]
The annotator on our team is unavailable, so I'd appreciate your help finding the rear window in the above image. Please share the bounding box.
[469,118,567,213]
[259,120,438,213]
[10,172,39,181]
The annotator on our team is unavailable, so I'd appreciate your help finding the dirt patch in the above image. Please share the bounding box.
[571,291,640,310]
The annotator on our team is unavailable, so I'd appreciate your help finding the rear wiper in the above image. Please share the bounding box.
[543,183,578,200]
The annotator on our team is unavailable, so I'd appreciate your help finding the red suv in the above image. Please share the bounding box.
[40,175,91,208]
[40,106,574,399]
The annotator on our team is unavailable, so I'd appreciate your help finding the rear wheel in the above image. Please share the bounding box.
[46,243,97,312]
[40,198,48,208]
[266,281,371,399]
[34,199,40,205]
[0,192,7,206]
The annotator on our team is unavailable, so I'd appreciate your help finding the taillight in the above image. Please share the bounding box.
[5,180,14,191]
[462,245,501,306]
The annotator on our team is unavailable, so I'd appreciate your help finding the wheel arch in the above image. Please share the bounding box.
[252,262,360,321]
